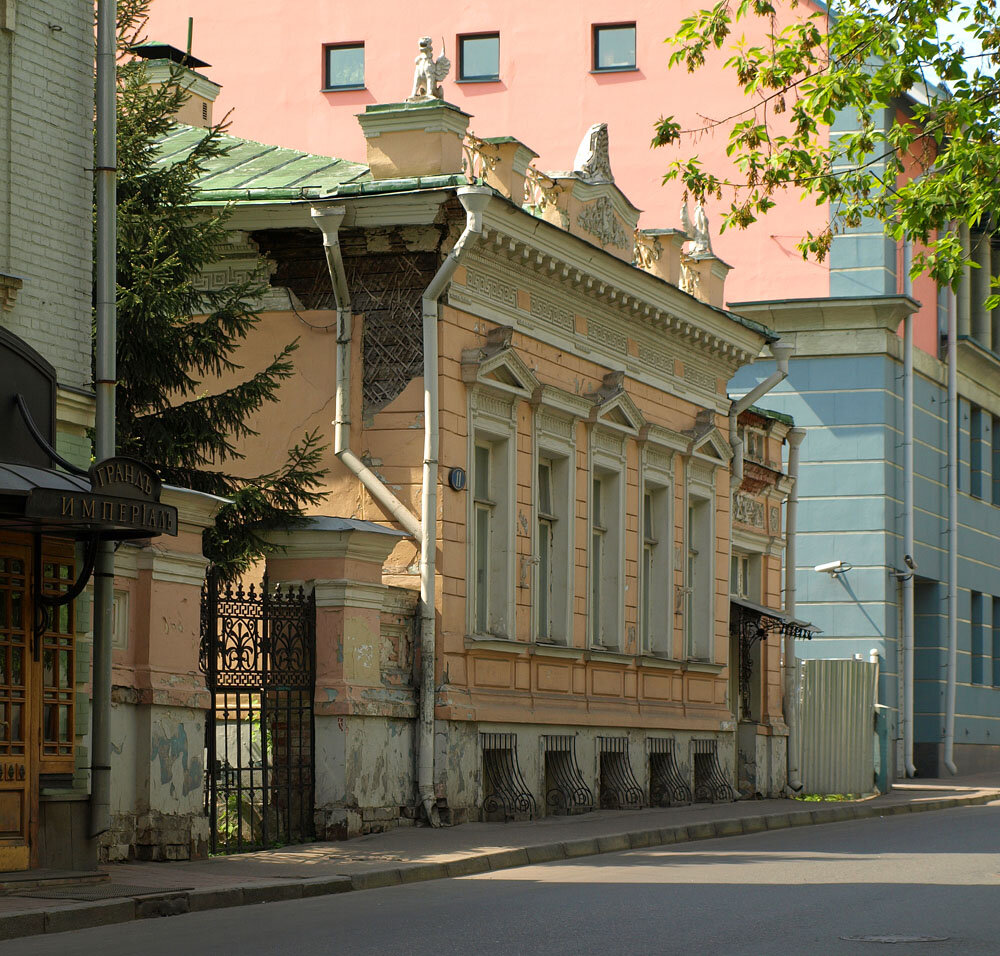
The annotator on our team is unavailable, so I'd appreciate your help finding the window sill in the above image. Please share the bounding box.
[457,77,501,84]
[586,647,632,664]
[465,635,527,655]
[685,660,726,674]
[321,85,367,93]
[530,642,584,659]
[590,67,639,74]
[637,654,684,670]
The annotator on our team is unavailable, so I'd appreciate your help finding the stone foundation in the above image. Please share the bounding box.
[99,809,209,862]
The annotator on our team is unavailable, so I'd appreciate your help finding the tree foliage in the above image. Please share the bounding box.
[653,0,1000,300]
[113,0,327,577]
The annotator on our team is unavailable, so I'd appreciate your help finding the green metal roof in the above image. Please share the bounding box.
[156,124,372,201]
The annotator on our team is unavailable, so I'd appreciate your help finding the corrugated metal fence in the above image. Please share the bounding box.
[797,658,878,795]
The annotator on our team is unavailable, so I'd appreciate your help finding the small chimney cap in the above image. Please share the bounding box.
[129,40,210,70]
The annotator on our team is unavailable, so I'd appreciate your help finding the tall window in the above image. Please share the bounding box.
[686,494,713,660]
[590,468,623,649]
[970,405,984,499]
[324,42,365,90]
[593,23,636,72]
[41,553,75,774]
[537,460,555,640]
[473,443,493,634]
[992,414,1000,506]
[993,597,1000,688]
[971,591,986,685]
[731,552,751,599]
[591,476,605,646]
[641,483,672,655]
[458,33,500,81]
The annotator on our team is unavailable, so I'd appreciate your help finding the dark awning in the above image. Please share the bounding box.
[730,596,820,639]
[0,461,178,540]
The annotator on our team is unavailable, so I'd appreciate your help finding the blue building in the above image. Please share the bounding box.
[731,222,1000,778]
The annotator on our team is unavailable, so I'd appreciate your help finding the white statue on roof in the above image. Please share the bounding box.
[680,199,713,255]
[408,37,451,101]
[572,123,614,184]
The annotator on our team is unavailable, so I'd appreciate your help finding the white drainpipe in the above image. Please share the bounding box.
[417,186,492,825]
[784,427,806,792]
[312,187,491,826]
[902,308,917,777]
[729,341,793,486]
[944,288,959,775]
[310,207,421,539]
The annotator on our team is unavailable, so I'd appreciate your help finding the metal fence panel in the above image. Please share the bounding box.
[798,658,877,796]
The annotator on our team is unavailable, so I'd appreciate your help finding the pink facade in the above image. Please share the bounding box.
[144,0,831,305]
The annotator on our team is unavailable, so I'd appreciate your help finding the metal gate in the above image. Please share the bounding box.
[200,571,316,854]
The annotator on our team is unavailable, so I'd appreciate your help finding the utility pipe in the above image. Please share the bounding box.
[902,244,917,777]
[944,288,959,775]
[729,340,793,486]
[91,0,117,838]
[417,186,491,826]
[784,427,806,792]
[310,206,421,539]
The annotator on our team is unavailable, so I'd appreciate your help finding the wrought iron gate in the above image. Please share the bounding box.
[200,572,316,854]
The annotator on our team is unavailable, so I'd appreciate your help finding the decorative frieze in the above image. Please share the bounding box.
[537,410,575,441]
[587,321,627,354]
[684,364,716,393]
[733,493,765,529]
[465,268,518,308]
[530,295,574,332]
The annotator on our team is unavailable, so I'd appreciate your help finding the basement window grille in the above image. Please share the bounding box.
[481,732,535,821]
[692,738,737,803]
[597,736,644,809]
[542,735,594,814]
[648,737,692,806]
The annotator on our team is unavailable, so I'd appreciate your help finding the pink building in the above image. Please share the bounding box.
[143,1,837,306]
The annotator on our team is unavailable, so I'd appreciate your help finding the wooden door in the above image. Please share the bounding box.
[0,537,34,870]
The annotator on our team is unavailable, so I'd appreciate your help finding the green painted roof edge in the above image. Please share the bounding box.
[744,403,795,426]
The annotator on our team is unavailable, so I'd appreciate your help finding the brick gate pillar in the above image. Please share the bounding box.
[264,516,410,838]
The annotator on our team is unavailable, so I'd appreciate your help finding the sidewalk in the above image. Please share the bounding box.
[2,774,998,942]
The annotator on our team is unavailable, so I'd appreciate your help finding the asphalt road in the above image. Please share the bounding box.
[5,803,1000,956]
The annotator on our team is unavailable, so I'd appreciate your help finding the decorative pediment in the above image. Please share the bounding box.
[461,326,539,398]
[587,371,644,435]
[688,424,733,464]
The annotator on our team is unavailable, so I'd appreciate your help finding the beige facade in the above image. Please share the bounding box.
[181,95,797,832]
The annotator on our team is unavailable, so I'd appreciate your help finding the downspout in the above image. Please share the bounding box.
[728,341,793,486]
[784,427,806,792]
[310,206,421,539]
[91,0,117,838]
[417,186,492,825]
[902,246,917,777]
[944,288,959,774]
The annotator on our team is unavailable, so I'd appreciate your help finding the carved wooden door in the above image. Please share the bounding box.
[0,537,34,870]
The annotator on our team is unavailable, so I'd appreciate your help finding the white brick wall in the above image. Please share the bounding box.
[1,1,94,391]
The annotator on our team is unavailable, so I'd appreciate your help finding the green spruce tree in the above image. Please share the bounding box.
[112,1,327,578]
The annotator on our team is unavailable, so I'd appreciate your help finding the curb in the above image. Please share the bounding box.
[1,790,996,942]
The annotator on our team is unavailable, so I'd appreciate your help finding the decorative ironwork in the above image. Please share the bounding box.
[200,570,317,854]
[648,737,691,806]
[692,738,736,803]
[542,735,594,814]
[730,598,817,723]
[463,132,500,184]
[481,732,536,820]
[597,737,644,809]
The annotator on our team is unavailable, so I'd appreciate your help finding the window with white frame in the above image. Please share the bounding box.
[686,491,714,660]
[730,549,761,602]
[536,456,573,643]
[590,465,623,649]
[470,433,513,638]
[640,477,672,655]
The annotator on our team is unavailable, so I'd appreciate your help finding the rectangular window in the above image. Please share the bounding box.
[593,23,636,72]
[324,42,365,90]
[458,32,500,82]
[971,591,986,684]
[537,461,554,641]
[992,415,1000,506]
[731,553,750,599]
[473,443,494,635]
[993,597,1000,688]
[41,555,75,771]
[589,468,623,650]
[686,495,713,661]
[641,484,672,655]
[970,405,983,499]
